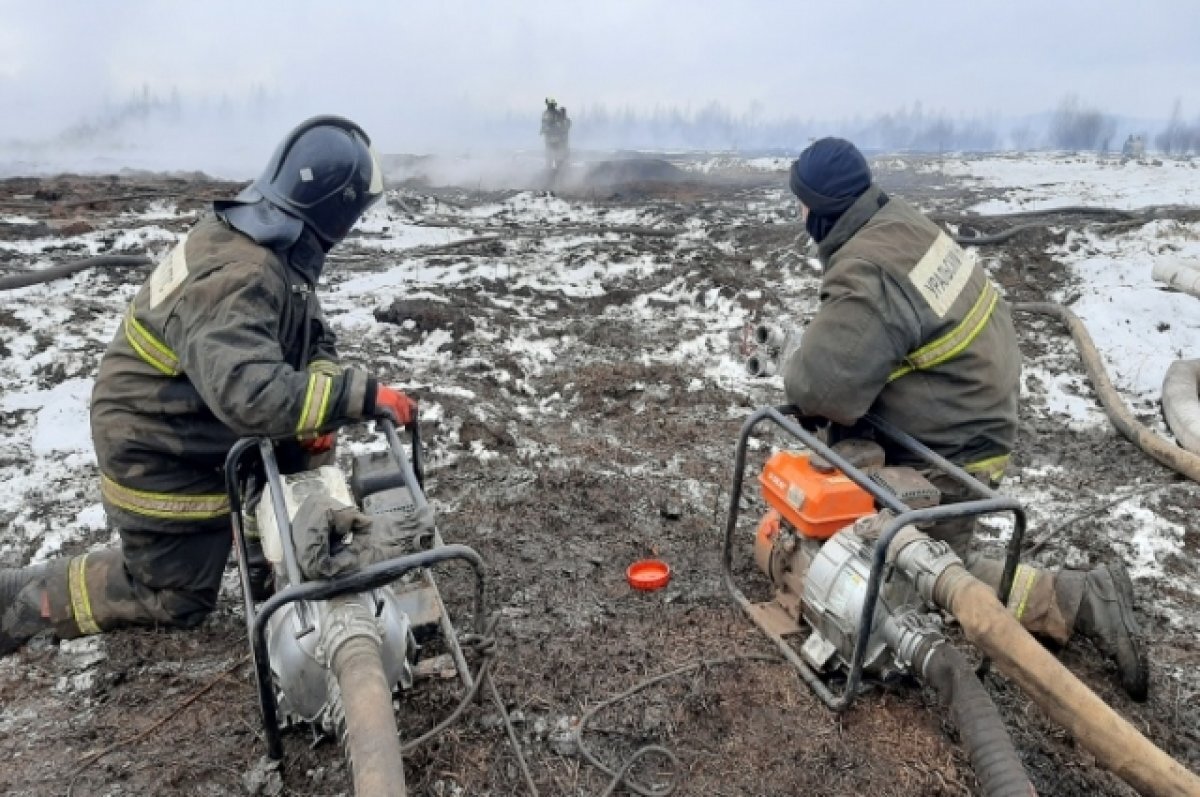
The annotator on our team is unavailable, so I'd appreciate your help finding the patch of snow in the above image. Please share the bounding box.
[1,378,95,455]
[1112,504,1187,583]
[431,385,477,400]
[0,223,179,259]
[1021,365,1107,430]
[937,153,1200,212]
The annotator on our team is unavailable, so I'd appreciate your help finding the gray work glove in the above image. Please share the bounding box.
[291,493,437,580]
[350,503,437,567]
[292,494,373,579]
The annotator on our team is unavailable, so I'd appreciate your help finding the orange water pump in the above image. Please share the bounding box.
[758,450,876,539]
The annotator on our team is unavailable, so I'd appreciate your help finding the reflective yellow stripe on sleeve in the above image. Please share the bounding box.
[68,553,102,635]
[100,474,229,520]
[295,372,334,435]
[888,281,999,383]
[123,310,181,376]
[307,359,342,378]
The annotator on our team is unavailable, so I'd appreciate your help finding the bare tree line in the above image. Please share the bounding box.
[15,85,1200,156]
[1156,99,1200,155]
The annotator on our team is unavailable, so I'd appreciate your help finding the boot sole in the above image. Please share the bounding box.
[1105,563,1149,702]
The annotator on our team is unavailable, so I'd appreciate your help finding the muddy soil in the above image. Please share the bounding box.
[0,160,1197,797]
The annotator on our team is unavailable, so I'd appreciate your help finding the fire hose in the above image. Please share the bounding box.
[944,206,1140,247]
[1162,359,1200,456]
[332,630,408,797]
[0,254,151,290]
[1014,302,1200,483]
[890,527,1200,797]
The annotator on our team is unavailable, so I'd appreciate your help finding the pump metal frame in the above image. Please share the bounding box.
[721,406,1026,712]
[224,415,486,760]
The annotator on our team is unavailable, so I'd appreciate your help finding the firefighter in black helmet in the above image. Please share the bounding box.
[0,116,418,654]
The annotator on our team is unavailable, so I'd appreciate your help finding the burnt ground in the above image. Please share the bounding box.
[0,158,1198,797]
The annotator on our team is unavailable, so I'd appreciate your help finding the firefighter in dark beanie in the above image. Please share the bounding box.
[782,136,1148,700]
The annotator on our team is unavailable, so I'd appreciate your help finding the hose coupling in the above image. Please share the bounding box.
[882,608,945,674]
[744,353,778,377]
[754,323,789,351]
[745,323,802,378]
[316,596,383,668]
[887,526,963,603]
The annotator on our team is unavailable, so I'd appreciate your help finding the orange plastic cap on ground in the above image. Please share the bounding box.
[626,559,671,591]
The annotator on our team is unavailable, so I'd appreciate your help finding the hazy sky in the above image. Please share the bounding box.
[1,0,1198,160]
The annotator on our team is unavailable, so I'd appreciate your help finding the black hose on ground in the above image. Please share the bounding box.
[945,205,1151,247]
[0,254,152,291]
[946,205,1138,221]
[952,223,1048,246]
[917,641,1036,797]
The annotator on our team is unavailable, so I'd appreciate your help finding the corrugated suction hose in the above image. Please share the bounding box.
[917,641,1036,797]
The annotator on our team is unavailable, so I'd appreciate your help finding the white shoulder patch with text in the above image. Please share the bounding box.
[908,233,972,319]
[149,237,189,309]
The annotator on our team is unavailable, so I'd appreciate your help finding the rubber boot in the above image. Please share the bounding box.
[242,500,274,602]
[0,558,79,655]
[1061,563,1149,702]
[245,537,274,602]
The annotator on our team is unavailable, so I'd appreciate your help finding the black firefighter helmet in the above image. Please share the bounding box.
[238,115,384,248]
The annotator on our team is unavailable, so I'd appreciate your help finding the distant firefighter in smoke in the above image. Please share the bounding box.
[541,97,572,171]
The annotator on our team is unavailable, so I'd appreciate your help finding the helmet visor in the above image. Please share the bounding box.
[367,144,384,197]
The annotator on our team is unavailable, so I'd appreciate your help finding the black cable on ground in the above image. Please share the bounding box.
[414,625,783,796]
[0,254,152,290]
[396,620,540,796]
[399,625,498,754]
[1023,482,1180,555]
[487,672,540,796]
[574,654,781,797]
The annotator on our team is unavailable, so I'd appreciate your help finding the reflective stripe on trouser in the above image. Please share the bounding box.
[67,554,103,634]
[100,473,229,522]
[965,557,1073,644]
[61,529,232,632]
[921,465,1074,643]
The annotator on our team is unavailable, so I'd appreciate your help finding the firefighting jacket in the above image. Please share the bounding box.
[783,185,1020,476]
[90,214,373,533]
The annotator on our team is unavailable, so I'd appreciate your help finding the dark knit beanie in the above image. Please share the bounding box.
[789,138,872,242]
